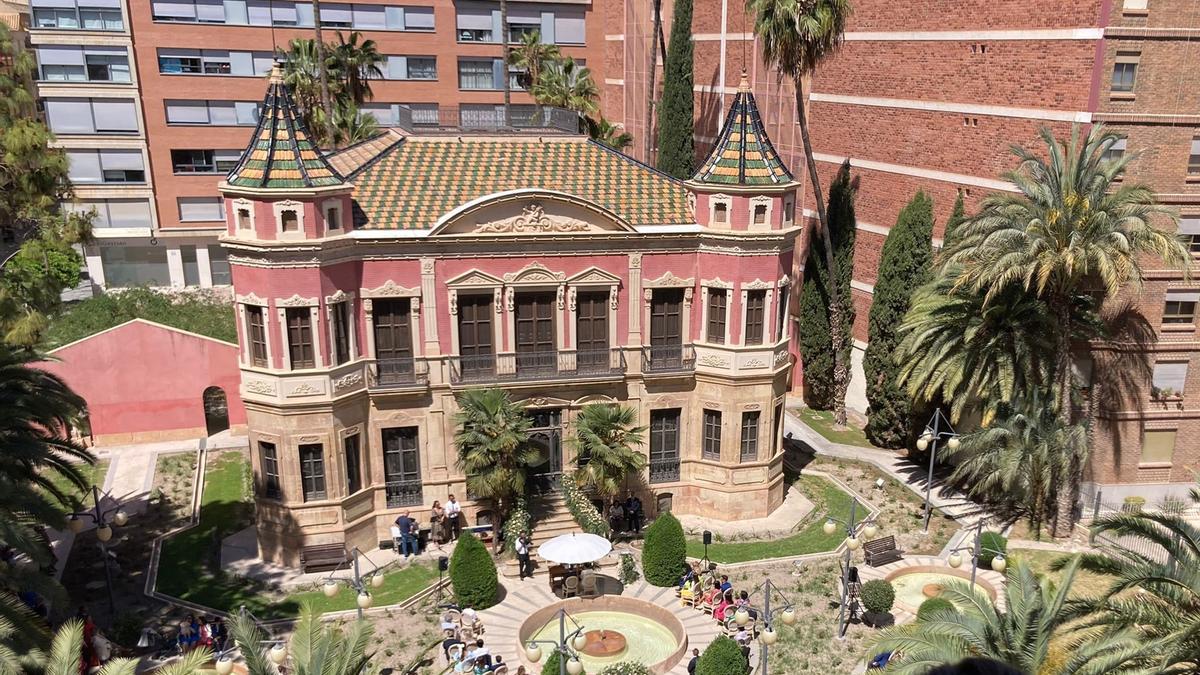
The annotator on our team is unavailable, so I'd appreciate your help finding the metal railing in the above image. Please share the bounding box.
[642,344,696,374]
[385,480,424,508]
[370,357,430,389]
[395,104,581,134]
[448,348,625,384]
[649,458,680,484]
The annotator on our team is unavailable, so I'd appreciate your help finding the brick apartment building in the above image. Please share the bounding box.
[28,0,603,288]
[611,0,1199,501]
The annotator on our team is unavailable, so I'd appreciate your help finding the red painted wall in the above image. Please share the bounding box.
[42,320,246,444]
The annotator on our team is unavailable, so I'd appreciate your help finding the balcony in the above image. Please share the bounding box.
[448,348,625,385]
[385,480,424,508]
[370,357,430,390]
[642,344,696,375]
[649,458,681,484]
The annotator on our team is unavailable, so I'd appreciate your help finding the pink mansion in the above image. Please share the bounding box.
[221,68,799,566]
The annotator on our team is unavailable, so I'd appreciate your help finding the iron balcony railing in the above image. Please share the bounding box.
[649,458,681,484]
[448,348,625,384]
[642,344,696,374]
[395,104,581,135]
[385,480,424,508]
[370,357,430,389]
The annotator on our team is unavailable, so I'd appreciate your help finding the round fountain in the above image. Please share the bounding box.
[519,598,687,674]
[885,566,1000,614]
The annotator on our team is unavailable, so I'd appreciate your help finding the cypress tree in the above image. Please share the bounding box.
[864,192,935,448]
[798,161,856,410]
[654,0,693,179]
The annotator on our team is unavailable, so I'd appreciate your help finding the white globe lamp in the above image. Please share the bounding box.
[322,580,339,598]
[371,573,385,588]
[760,628,778,645]
[863,522,878,539]
[735,608,750,626]
[916,437,929,451]
[948,553,963,569]
[572,634,588,651]
[68,515,84,534]
[356,592,373,609]
[822,519,837,536]
[269,644,287,665]
[947,436,961,451]
[525,644,542,663]
[991,555,1007,573]
[96,524,113,543]
[780,608,797,626]
[112,511,129,527]
[845,536,861,551]
[215,656,235,675]
[566,658,584,675]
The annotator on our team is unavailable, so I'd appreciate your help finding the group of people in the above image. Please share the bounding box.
[177,613,227,651]
[394,494,464,558]
[439,608,525,675]
[606,492,644,534]
[677,564,757,669]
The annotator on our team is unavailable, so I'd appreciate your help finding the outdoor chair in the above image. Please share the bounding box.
[446,643,465,664]
[563,575,580,598]
[492,666,509,675]
[580,571,598,597]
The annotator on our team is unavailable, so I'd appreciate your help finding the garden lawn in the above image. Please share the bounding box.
[282,563,438,615]
[795,408,874,448]
[684,475,854,563]
[1008,548,1112,598]
[42,460,109,509]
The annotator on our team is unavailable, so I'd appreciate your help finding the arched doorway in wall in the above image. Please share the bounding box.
[202,386,230,436]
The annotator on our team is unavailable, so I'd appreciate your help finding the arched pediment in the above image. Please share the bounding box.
[430,189,636,236]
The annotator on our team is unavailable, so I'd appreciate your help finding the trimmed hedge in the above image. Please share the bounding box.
[619,552,640,586]
[917,597,956,622]
[860,579,895,615]
[641,512,686,587]
[598,662,651,675]
[449,532,498,609]
[696,635,746,675]
[978,531,1007,567]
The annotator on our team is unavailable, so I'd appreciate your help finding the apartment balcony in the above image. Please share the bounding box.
[448,348,625,385]
[641,344,696,375]
[369,357,430,390]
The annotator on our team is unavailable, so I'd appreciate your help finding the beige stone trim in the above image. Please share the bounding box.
[643,271,696,288]
[420,258,439,357]
[360,280,421,298]
[324,291,358,363]
[237,291,268,305]
[445,269,505,288]
[320,198,343,232]
[748,196,774,232]
[231,197,255,234]
[699,283,733,346]
[503,262,566,285]
[275,296,322,370]
[708,194,732,229]
[273,199,306,241]
[628,253,643,344]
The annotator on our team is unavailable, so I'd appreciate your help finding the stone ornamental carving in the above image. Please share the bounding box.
[475,203,590,233]
[743,279,774,290]
[325,289,350,304]
[556,285,565,310]
[742,358,768,369]
[362,280,419,297]
[504,262,567,284]
[698,354,730,368]
[297,435,321,443]
[643,289,653,301]
[236,292,268,306]
[778,274,791,287]
[568,287,577,311]
[644,271,696,288]
[686,192,696,215]
[629,252,642,269]
[502,287,512,312]
[421,258,435,274]
[683,287,694,303]
[278,294,318,307]
[333,371,363,391]
[703,400,721,409]
[288,382,322,396]
[245,379,276,395]
[701,278,734,290]
[568,267,622,285]
[448,290,458,315]
[609,288,619,310]
[774,349,790,365]
[743,403,762,411]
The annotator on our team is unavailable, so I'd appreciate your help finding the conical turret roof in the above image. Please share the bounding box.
[692,72,794,187]
[225,64,347,190]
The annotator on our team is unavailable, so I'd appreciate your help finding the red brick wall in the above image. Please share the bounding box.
[844,0,1102,30]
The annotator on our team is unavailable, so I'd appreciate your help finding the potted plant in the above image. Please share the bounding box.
[859,579,895,627]
[1122,495,1146,514]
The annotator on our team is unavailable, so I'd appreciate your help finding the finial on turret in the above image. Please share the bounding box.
[269,62,284,84]
[738,69,751,93]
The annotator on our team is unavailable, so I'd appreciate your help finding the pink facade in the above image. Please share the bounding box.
[42,319,246,444]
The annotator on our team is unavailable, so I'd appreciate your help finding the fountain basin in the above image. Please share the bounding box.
[519,597,687,674]
[885,566,999,615]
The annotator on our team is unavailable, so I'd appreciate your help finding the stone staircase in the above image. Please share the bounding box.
[502,493,587,577]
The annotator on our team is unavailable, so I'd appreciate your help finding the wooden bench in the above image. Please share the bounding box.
[300,543,348,573]
[862,536,903,567]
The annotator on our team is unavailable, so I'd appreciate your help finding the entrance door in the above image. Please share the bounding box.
[576,291,609,372]
[202,386,229,436]
[458,294,494,378]
[515,292,556,374]
[649,289,684,368]
[527,408,562,493]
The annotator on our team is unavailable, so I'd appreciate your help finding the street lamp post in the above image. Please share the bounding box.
[823,498,880,639]
[946,520,1007,589]
[916,409,960,532]
[733,578,799,675]
[523,608,587,675]
[66,485,128,621]
[321,547,386,620]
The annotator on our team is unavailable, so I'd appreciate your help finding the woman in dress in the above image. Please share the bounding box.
[713,589,734,622]
[430,500,446,546]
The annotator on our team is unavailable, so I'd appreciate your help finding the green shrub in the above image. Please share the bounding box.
[978,531,1008,567]
[46,287,237,348]
[641,512,686,587]
[619,552,640,586]
[859,579,895,615]
[598,662,651,675]
[503,496,531,555]
[1122,496,1146,513]
[542,649,586,675]
[916,597,956,622]
[449,532,498,609]
[696,635,746,675]
[562,477,611,537]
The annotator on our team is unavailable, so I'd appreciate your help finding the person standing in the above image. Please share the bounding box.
[515,531,533,580]
[395,511,416,558]
[687,648,700,674]
[445,494,462,540]
[430,500,446,547]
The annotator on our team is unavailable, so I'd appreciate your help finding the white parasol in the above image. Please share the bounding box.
[536,532,613,565]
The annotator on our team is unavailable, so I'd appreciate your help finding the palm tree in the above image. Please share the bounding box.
[332,102,380,145]
[453,388,539,551]
[508,31,560,123]
[941,124,1190,534]
[280,39,328,134]
[332,31,384,105]
[946,399,1083,538]
[586,116,634,151]
[499,0,509,126]
[1064,493,1200,671]
[32,620,211,675]
[230,604,374,675]
[871,559,1166,674]
[307,0,336,146]
[896,270,1057,427]
[571,404,647,498]
[747,0,852,426]
[531,55,599,117]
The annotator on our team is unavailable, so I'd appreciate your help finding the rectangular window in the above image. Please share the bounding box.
[165,100,258,125]
[35,7,80,29]
[776,286,789,342]
[745,290,766,345]
[706,289,726,344]
[382,426,423,507]
[170,149,239,173]
[209,245,231,285]
[1141,429,1176,464]
[286,307,315,368]
[324,204,341,230]
[247,305,268,366]
[331,301,351,365]
[1112,54,1138,93]
[650,289,683,346]
[740,411,760,462]
[403,6,434,29]
[1182,217,1200,255]
[1189,234,1200,256]
[1163,293,1198,325]
[98,244,169,287]
[514,292,555,364]
[456,5,494,41]
[406,56,436,80]
[459,59,496,89]
[713,202,728,224]
[1102,138,1127,163]
[1151,361,1187,397]
[702,409,721,461]
[79,6,124,29]
[299,443,326,501]
[575,291,609,366]
[178,196,224,222]
[773,402,783,455]
[45,98,137,135]
[753,204,768,225]
[649,409,680,483]
[1189,136,1200,176]
[85,53,130,82]
[259,440,281,499]
[457,294,494,374]
[344,433,362,495]
[280,209,299,231]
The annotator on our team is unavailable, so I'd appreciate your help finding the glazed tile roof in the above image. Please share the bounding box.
[692,73,794,187]
[225,65,346,190]
[350,138,693,229]
[327,129,405,177]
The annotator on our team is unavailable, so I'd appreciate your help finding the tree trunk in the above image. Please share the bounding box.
[644,0,663,162]
[793,76,847,426]
[500,0,511,127]
[1051,296,1079,538]
[310,0,337,148]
